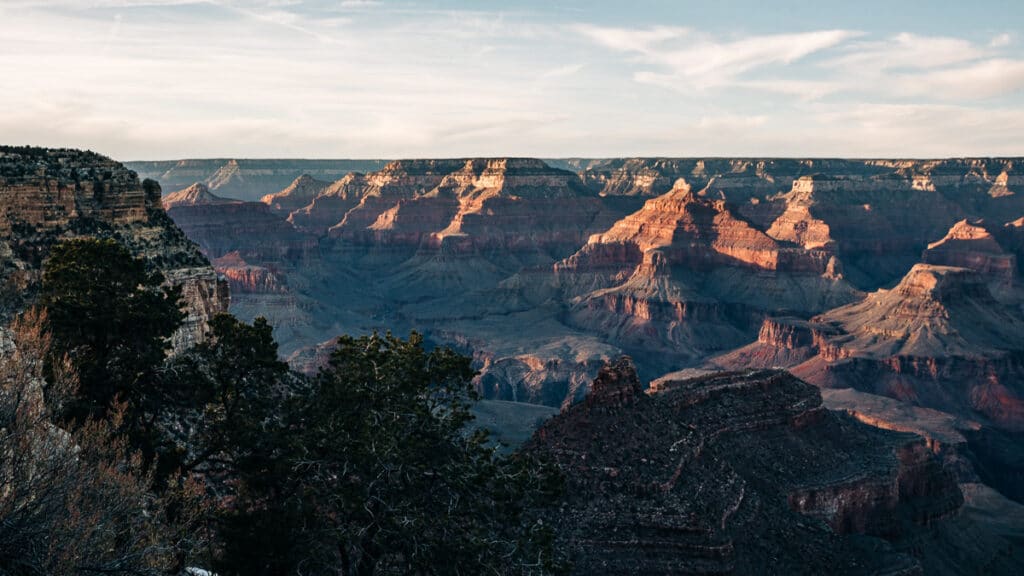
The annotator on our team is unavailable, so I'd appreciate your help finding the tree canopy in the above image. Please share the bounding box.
[27,240,566,574]
[39,237,184,426]
[213,331,566,576]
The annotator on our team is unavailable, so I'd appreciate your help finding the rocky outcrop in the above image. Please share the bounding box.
[158,156,1024,421]
[212,252,285,294]
[164,266,232,350]
[162,182,239,209]
[0,146,228,352]
[524,364,1016,575]
[260,174,330,214]
[708,264,1024,431]
[0,148,149,231]
[705,316,838,370]
[287,172,373,235]
[922,219,1016,293]
[559,182,859,368]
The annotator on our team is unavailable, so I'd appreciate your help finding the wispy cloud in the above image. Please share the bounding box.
[825,32,1024,101]
[577,24,1024,104]
[0,2,1021,158]
[575,25,859,90]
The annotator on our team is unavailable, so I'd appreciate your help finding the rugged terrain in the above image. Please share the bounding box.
[157,158,1024,395]
[157,156,1024,506]
[0,146,227,350]
[5,148,1024,570]
[524,360,1021,575]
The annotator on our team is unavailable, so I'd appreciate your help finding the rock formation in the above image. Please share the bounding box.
[162,182,240,209]
[281,158,620,262]
[922,219,1016,294]
[165,189,316,263]
[260,174,330,214]
[0,146,228,351]
[158,156,1024,429]
[557,181,859,372]
[524,362,1019,575]
[810,265,1024,426]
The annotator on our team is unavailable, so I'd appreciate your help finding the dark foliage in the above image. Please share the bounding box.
[212,331,567,576]
[39,237,184,447]
[26,239,566,575]
[0,309,203,576]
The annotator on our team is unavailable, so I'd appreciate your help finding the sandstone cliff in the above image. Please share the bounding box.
[162,156,1024,425]
[260,174,330,214]
[0,146,228,351]
[557,181,859,371]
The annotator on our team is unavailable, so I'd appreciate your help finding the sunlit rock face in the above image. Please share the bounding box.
[261,174,331,215]
[922,219,1016,294]
[165,184,318,263]
[315,158,619,260]
[808,264,1024,428]
[0,146,228,352]
[160,156,1024,416]
[558,182,859,370]
[524,363,1019,576]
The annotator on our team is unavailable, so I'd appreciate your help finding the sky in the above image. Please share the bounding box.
[0,0,1023,159]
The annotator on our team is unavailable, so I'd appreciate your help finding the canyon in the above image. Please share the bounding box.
[149,157,1024,401]
[2,147,1022,571]
[150,155,1024,511]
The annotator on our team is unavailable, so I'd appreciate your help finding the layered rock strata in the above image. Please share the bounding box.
[160,156,1024,417]
[557,182,858,369]
[0,146,228,351]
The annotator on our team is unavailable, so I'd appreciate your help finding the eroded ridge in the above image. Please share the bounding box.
[524,362,1010,575]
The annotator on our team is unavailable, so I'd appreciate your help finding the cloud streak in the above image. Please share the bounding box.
[0,2,1021,158]
[576,25,860,89]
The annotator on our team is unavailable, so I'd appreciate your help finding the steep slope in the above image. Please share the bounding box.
[808,264,1024,427]
[524,361,1019,575]
[260,174,330,214]
[558,182,859,370]
[159,156,1024,410]
[287,172,374,235]
[161,182,240,209]
[0,146,228,351]
[922,219,1016,294]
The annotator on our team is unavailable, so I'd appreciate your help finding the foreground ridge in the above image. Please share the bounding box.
[0,146,228,350]
[525,362,1018,575]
